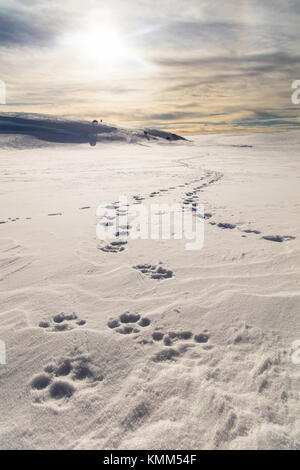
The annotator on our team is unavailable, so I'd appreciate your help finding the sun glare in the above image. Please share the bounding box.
[62,25,138,65]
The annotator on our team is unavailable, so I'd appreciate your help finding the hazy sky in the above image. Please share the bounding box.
[0,0,300,134]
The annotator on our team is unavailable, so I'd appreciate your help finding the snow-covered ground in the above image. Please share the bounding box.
[0,120,299,449]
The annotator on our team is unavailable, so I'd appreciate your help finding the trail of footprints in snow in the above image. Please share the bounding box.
[0,206,91,224]
[4,169,294,243]
[178,171,296,242]
[0,171,220,228]
[182,172,223,210]
[98,171,222,254]
[38,312,86,332]
[107,312,210,362]
[98,201,131,253]
[180,175,296,242]
[31,312,211,404]
[208,220,296,243]
[30,354,103,404]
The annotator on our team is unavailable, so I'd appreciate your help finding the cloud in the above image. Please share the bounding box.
[0,0,300,134]
[154,52,300,70]
[0,7,64,46]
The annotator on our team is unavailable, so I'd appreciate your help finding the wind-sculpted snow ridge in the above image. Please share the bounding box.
[0,113,186,148]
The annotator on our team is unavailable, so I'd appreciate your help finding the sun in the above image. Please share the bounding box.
[62,25,137,65]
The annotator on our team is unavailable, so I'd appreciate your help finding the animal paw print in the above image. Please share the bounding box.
[197,212,212,220]
[217,223,236,230]
[149,191,160,198]
[152,329,209,346]
[133,263,173,279]
[107,312,151,335]
[99,240,128,253]
[261,235,296,243]
[151,330,210,362]
[38,312,86,332]
[243,229,261,234]
[30,355,103,404]
[132,195,145,204]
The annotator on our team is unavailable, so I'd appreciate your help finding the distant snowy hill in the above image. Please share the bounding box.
[0,113,186,148]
